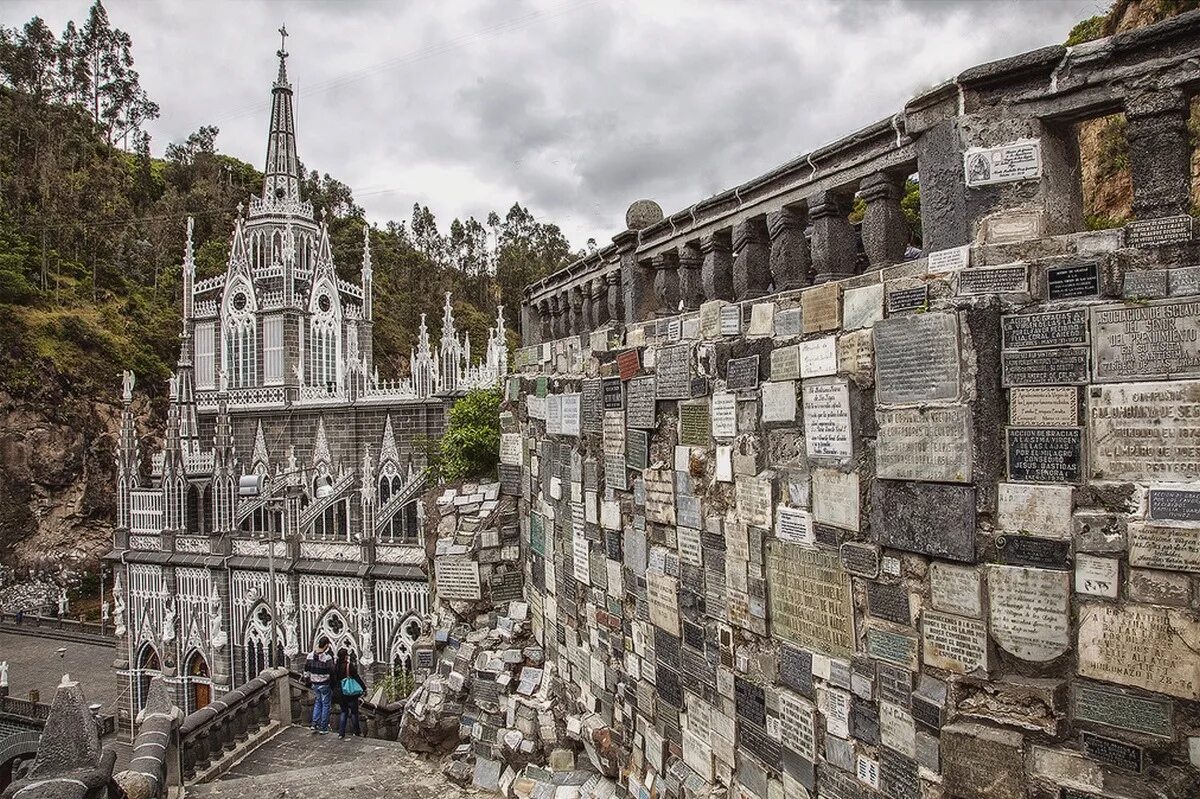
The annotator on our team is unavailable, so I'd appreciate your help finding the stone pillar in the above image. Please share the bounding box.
[652,252,681,316]
[700,230,734,302]
[1125,89,1193,219]
[614,229,651,324]
[550,294,565,340]
[807,189,856,283]
[767,206,811,291]
[732,216,771,300]
[605,270,623,323]
[538,299,553,343]
[568,287,584,337]
[590,277,610,327]
[521,300,540,347]
[860,172,909,269]
[677,241,704,311]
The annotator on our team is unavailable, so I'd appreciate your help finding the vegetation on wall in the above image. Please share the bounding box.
[434,386,503,482]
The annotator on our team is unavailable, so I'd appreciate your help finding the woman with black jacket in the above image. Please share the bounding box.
[334,648,366,739]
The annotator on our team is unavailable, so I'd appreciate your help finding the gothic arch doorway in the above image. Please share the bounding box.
[186,651,211,712]
[134,642,161,714]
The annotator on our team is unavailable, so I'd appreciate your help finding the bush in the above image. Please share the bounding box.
[436,386,502,481]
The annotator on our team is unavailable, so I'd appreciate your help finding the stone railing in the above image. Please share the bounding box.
[0,611,117,643]
[172,667,292,785]
[521,11,1200,345]
[286,671,406,740]
[0,694,52,722]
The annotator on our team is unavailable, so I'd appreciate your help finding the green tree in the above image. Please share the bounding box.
[436,386,502,481]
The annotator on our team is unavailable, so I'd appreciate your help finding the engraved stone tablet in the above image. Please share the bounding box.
[871,481,975,562]
[840,542,879,578]
[1170,265,1200,296]
[561,393,581,436]
[886,285,928,314]
[1124,214,1193,248]
[617,349,641,380]
[837,329,874,380]
[1122,269,1168,300]
[646,569,681,634]
[699,299,724,339]
[1008,386,1078,426]
[1006,427,1082,483]
[874,313,960,405]
[842,284,884,330]
[813,469,860,532]
[626,376,656,428]
[644,468,674,524]
[679,402,711,446]
[1148,487,1200,522]
[1001,308,1088,350]
[1081,731,1143,773]
[775,506,814,546]
[1091,300,1200,382]
[766,542,854,659]
[1001,347,1089,386]
[435,559,482,600]
[996,483,1073,538]
[1091,381,1200,481]
[876,406,972,482]
[761,380,797,424]
[1046,262,1099,300]
[879,749,920,799]
[799,336,838,378]
[712,392,737,439]
[719,304,742,336]
[867,583,912,626]
[927,245,970,272]
[1074,553,1118,598]
[987,565,1070,661]
[957,264,1028,295]
[499,432,523,466]
[776,307,803,338]
[941,724,1025,799]
[771,344,800,381]
[802,283,841,333]
[995,534,1071,569]
[1072,681,1173,738]
[779,643,814,698]
[602,377,624,410]
[726,355,760,391]
[802,378,852,461]
[879,701,917,757]
[656,344,693,399]
[581,380,603,433]
[929,561,982,618]
[1077,602,1200,699]
[964,140,1042,186]
[777,689,817,761]
[603,411,625,455]
[922,610,988,674]
[626,429,649,471]
[1128,522,1200,572]
[735,475,773,528]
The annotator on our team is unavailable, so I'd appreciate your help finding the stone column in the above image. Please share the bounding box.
[550,294,565,340]
[860,172,909,269]
[613,229,651,324]
[677,241,704,311]
[568,287,584,337]
[1125,89,1193,220]
[700,230,734,302]
[605,270,623,323]
[538,299,553,343]
[590,277,609,327]
[521,300,540,347]
[652,252,681,316]
[767,206,811,291]
[807,189,856,283]
[732,216,771,300]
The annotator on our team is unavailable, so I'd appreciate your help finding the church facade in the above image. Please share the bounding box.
[107,43,506,719]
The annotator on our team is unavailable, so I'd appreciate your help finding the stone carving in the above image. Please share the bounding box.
[209,586,227,650]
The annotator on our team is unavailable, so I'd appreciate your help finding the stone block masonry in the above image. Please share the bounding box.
[503,13,1200,799]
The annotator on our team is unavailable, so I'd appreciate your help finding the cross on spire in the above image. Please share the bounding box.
[277,24,288,60]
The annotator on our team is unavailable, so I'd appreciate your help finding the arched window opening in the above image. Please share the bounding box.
[186,652,211,712]
[134,643,162,714]
[244,604,285,679]
[314,610,357,656]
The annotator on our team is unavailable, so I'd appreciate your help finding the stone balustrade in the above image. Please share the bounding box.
[521,10,1200,346]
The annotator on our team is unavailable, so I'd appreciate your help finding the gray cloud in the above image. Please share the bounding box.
[2,0,1097,247]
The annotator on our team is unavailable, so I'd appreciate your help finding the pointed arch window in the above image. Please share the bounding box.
[134,643,162,714]
[244,604,285,679]
[309,283,340,392]
[314,609,357,656]
[223,283,257,389]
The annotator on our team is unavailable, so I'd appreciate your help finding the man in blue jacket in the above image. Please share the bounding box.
[306,637,335,734]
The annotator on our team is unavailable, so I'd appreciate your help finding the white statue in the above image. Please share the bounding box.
[0,661,8,688]
[57,589,68,617]
[112,574,127,637]
[358,602,375,667]
[101,601,110,622]
[282,596,299,658]
[218,367,229,394]
[209,586,227,650]
[121,370,135,404]
[161,596,177,644]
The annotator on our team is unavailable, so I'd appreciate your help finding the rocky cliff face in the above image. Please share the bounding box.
[0,389,155,578]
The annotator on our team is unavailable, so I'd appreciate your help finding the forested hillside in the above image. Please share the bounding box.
[0,2,573,578]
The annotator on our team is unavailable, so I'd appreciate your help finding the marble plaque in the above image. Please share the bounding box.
[1128,522,1200,572]
[996,483,1073,538]
[603,453,626,491]
[874,313,960,405]
[802,378,853,461]
[761,380,797,424]
[778,644,814,698]
[748,302,775,337]
[1091,300,1200,381]
[736,475,773,528]
[981,209,1044,244]
[699,300,724,339]
[1001,309,1089,349]
[603,411,625,455]
[801,283,841,333]
[839,542,879,578]
[1046,262,1099,300]
[499,432,523,466]
[777,689,817,761]
[927,245,970,272]
[1148,487,1200,522]
[1169,265,1200,295]
[726,355,760,391]
[711,392,737,439]
[766,542,855,659]
[871,481,976,562]
[770,344,800,382]
[644,468,674,524]
[626,376,657,428]
[1072,681,1173,738]
[1008,386,1078,426]
[435,559,482,600]
[776,307,803,338]
[1078,602,1200,699]
[867,583,912,626]
[880,701,917,758]
[647,569,681,634]
[929,561,982,618]
[879,749,920,799]
[656,344,693,399]
[719,304,742,336]
[837,328,875,381]
[964,140,1042,186]
[1074,553,1119,598]
[581,380,602,434]
[842,284,884,331]
[940,724,1026,799]
[546,394,562,435]
[799,336,838,378]
[1001,347,1090,386]
[987,565,1070,661]
[1124,214,1193,248]
[957,264,1028,295]
[812,469,859,532]
[1123,269,1168,300]
[876,406,972,482]
[602,377,624,410]
[679,402,711,446]
[626,429,649,470]
[867,627,919,670]
[922,610,989,675]
[1090,381,1200,481]
[1006,427,1083,483]
[775,506,814,546]
[886,285,928,314]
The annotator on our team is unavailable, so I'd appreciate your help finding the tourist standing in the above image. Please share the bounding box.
[335,649,366,739]
[305,637,335,734]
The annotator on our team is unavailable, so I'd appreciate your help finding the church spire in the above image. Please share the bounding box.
[263,24,302,205]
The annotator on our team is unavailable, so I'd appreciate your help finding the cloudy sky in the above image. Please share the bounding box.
[6,0,1101,247]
